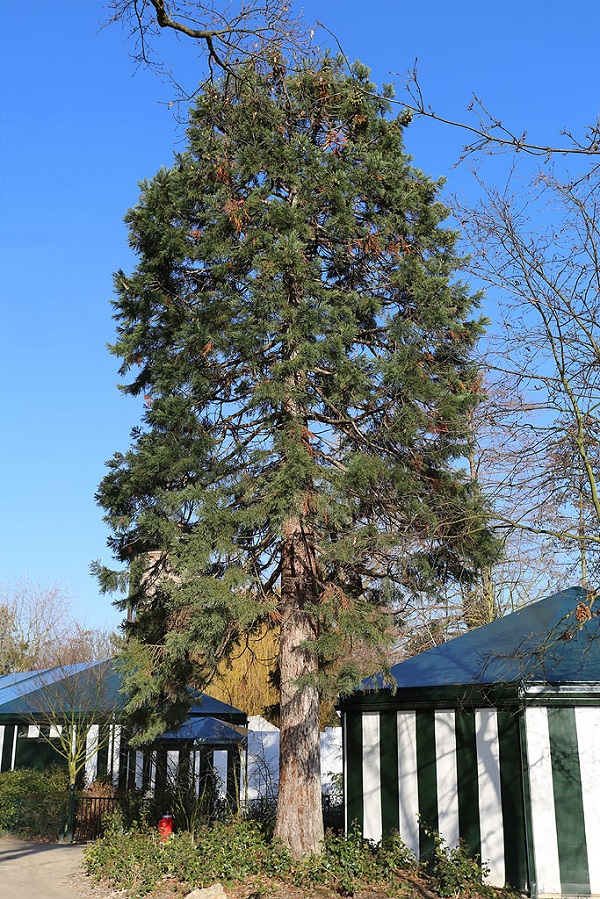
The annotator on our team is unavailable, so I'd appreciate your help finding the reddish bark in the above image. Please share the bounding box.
[273,515,324,856]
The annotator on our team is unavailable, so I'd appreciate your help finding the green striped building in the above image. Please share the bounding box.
[340,587,600,898]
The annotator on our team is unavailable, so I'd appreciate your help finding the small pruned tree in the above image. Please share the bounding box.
[95,56,499,855]
[22,661,118,792]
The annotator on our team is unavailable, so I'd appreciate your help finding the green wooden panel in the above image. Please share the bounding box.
[345,712,363,832]
[518,712,536,897]
[226,748,242,808]
[14,734,63,772]
[96,727,109,779]
[1,726,15,772]
[547,707,590,896]
[154,747,168,804]
[379,712,399,838]
[118,731,129,792]
[142,749,153,792]
[455,710,481,859]
[416,710,437,862]
[497,710,528,892]
[127,748,137,791]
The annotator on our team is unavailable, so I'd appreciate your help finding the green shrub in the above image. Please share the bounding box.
[295,826,379,894]
[85,819,162,897]
[0,765,69,798]
[194,819,291,880]
[85,818,419,898]
[85,818,292,897]
[421,825,495,899]
[295,824,416,895]
[0,767,68,839]
[378,830,419,878]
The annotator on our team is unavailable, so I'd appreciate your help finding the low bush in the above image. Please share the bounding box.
[295,824,419,894]
[85,818,291,897]
[85,818,417,898]
[294,824,381,894]
[421,826,497,899]
[0,767,68,839]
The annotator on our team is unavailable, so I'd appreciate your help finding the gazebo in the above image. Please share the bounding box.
[340,586,600,898]
[0,659,247,799]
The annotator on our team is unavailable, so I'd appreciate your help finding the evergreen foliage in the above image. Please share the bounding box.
[96,55,498,852]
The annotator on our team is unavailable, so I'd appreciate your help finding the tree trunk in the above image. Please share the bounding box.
[274,514,324,856]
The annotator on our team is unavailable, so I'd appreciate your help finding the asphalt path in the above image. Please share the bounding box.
[0,835,112,899]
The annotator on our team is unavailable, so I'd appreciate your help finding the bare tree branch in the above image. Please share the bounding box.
[459,170,600,588]
[104,0,313,78]
[403,65,600,160]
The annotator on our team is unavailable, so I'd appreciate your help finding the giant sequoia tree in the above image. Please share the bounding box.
[96,57,496,854]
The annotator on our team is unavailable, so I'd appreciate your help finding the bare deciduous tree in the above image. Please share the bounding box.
[458,171,600,591]
[23,661,116,790]
[0,579,120,673]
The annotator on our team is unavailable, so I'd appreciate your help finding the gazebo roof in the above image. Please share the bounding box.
[160,715,247,745]
[188,694,248,724]
[0,660,247,739]
[0,660,124,719]
[344,587,600,708]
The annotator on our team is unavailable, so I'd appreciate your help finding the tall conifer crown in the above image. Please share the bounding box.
[96,56,497,740]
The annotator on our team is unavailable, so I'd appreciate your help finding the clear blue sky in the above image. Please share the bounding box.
[1,1,598,630]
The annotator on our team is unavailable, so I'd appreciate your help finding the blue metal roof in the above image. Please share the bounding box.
[0,660,124,718]
[0,668,55,706]
[188,694,248,723]
[0,660,247,733]
[160,715,247,745]
[379,586,600,689]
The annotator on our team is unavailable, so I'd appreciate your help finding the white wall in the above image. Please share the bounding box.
[246,716,342,801]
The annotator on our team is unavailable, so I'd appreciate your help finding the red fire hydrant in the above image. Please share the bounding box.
[157,813,173,842]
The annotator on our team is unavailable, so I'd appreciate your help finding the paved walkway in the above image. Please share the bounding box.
[0,835,110,898]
